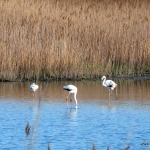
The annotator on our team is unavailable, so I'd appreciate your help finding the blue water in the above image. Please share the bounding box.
[0,81,150,150]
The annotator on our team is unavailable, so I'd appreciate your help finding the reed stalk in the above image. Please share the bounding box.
[92,144,96,150]
[23,122,31,150]
[48,143,51,150]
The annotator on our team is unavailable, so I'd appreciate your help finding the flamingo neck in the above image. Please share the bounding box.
[102,78,106,86]
[74,92,78,106]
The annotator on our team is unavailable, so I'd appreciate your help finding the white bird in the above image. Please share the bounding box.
[63,85,78,108]
[30,83,39,92]
[101,76,117,99]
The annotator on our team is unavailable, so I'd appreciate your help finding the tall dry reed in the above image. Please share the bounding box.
[0,0,150,81]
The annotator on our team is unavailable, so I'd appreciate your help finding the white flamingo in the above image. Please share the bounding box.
[30,83,39,92]
[101,76,117,99]
[63,85,78,108]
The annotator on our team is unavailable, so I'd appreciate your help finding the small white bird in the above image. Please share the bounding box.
[30,83,39,92]
[63,85,78,108]
[101,76,117,99]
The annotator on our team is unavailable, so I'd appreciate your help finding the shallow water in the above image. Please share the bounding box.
[0,80,150,150]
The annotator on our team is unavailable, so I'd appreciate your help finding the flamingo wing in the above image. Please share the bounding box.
[105,80,114,87]
[63,85,77,92]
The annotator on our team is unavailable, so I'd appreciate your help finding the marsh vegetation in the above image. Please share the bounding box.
[0,0,150,81]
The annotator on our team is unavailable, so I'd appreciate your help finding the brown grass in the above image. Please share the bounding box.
[0,0,150,81]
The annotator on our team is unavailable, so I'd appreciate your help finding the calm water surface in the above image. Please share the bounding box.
[0,80,150,150]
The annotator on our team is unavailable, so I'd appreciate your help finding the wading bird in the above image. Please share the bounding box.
[30,83,39,92]
[101,76,117,100]
[63,85,78,108]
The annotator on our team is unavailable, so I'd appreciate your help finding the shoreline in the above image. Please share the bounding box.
[0,75,150,82]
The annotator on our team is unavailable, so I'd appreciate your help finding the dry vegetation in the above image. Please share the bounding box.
[0,0,150,81]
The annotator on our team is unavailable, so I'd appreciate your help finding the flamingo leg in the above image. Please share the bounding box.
[33,92,35,98]
[107,89,111,107]
[115,88,118,100]
[66,93,70,101]
[66,93,70,107]
[109,89,111,101]
[115,87,117,95]
[110,90,112,96]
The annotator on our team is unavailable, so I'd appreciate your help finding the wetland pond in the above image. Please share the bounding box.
[0,79,150,150]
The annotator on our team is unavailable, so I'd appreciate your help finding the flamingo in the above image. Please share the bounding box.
[30,83,39,92]
[101,76,117,100]
[63,85,78,108]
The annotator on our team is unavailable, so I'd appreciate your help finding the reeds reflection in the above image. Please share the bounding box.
[0,79,150,103]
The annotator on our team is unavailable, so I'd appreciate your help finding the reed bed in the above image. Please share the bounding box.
[0,0,150,81]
